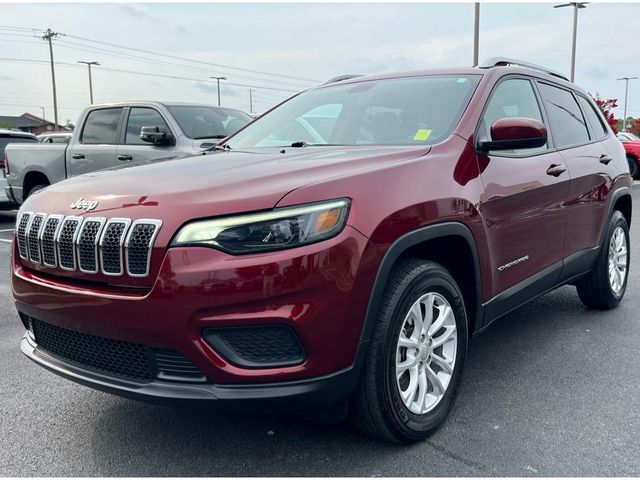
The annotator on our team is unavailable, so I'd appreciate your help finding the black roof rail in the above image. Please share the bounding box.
[322,74,363,85]
[479,57,570,82]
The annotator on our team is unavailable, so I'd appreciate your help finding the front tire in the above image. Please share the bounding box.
[576,210,630,309]
[350,259,468,443]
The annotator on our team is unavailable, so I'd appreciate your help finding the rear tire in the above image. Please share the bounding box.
[627,155,639,180]
[350,259,468,443]
[25,184,48,199]
[576,211,630,309]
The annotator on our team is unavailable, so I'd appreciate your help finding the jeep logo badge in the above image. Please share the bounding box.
[70,198,99,212]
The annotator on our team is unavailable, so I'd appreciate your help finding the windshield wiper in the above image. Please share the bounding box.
[206,143,231,152]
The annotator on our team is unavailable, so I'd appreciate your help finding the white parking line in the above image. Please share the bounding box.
[0,228,15,232]
[0,239,12,244]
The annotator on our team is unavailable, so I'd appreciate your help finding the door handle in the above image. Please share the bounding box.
[599,154,613,165]
[546,164,567,177]
[117,155,133,161]
[71,154,85,159]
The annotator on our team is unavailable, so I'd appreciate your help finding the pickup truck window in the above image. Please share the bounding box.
[167,106,252,140]
[0,136,37,157]
[81,108,123,144]
[225,75,481,149]
[125,108,170,145]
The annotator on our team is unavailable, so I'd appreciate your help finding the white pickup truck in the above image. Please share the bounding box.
[4,101,251,204]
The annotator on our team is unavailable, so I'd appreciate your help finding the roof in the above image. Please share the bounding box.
[0,113,68,129]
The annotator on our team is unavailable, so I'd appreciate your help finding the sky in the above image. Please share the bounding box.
[1,1,639,125]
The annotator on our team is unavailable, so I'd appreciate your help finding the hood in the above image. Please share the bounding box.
[23,145,428,224]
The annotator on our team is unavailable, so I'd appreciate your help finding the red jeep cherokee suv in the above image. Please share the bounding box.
[11,59,632,443]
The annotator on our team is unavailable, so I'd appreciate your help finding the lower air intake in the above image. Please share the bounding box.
[26,316,206,383]
[203,325,306,368]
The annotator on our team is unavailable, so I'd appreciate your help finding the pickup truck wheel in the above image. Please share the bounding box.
[627,155,639,179]
[576,210,630,309]
[350,259,467,443]
[26,184,48,199]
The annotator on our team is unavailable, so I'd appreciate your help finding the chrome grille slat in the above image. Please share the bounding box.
[18,213,160,278]
[99,218,131,276]
[40,214,64,267]
[16,211,32,260]
[56,216,82,271]
[125,219,162,278]
[77,217,106,274]
[27,213,46,264]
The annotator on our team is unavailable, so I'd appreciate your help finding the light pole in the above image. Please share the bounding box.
[78,61,100,104]
[473,3,480,67]
[617,77,638,131]
[553,2,588,83]
[209,76,227,106]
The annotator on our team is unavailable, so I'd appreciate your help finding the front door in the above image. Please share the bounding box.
[476,77,570,300]
[115,107,177,164]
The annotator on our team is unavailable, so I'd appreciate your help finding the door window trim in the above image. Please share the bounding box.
[574,93,610,141]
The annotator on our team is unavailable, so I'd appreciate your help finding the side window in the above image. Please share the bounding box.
[537,83,589,147]
[480,78,547,155]
[576,95,608,140]
[81,108,122,144]
[125,108,170,145]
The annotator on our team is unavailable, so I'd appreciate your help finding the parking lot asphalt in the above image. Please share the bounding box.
[0,189,639,477]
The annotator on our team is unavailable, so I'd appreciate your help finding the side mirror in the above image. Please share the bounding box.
[140,126,173,146]
[478,117,547,152]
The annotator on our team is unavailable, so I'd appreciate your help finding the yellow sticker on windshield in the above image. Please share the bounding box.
[413,129,432,141]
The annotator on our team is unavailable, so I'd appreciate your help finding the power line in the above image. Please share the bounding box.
[0,57,305,93]
[64,32,322,83]
[53,38,314,90]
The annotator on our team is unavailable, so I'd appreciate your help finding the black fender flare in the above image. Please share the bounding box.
[358,221,483,346]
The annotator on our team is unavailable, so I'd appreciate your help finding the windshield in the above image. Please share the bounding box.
[225,75,480,149]
[167,106,252,140]
[619,132,640,142]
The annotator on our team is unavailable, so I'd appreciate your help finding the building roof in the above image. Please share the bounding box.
[0,113,69,130]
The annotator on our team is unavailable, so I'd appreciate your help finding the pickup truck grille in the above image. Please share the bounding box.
[16,212,161,278]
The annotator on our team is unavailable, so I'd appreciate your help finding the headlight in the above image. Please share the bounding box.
[171,199,350,254]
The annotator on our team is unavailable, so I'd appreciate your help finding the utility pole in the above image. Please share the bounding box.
[42,28,59,130]
[553,2,588,83]
[249,89,253,114]
[78,61,100,104]
[473,3,480,67]
[617,76,638,131]
[209,76,227,106]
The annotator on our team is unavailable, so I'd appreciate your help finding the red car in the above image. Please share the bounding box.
[617,131,640,179]
[11,58,632,443]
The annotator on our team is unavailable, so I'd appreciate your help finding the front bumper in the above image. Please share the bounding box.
[20,334,359,410]
[12,225,379,404]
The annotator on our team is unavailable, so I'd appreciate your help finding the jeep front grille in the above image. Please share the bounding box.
[15,212,162,278]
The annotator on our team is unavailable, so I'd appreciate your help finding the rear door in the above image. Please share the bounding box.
[476,77,570,298]
[535,85,618,258]
[67,107,124,177]
[116,107,176,164]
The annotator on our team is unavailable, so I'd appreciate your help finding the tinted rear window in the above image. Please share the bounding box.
[81,108,123,144]
[537,83,589,147]
[576,95,608,140]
